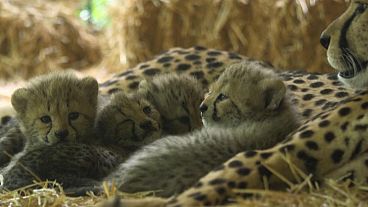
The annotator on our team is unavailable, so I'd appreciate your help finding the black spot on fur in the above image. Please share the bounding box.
[293,79,305,84]
[299,130,314,139]
[125,75,138,80]
[194,46,207,50]
[324,131,335,142]
[315,99,327,106]
[128,82,140,89]
[361,102,368,109]
[237,182,247,189]
[307,74,319,80]
[340,121,349,131]
[318,120,330,128]
[185,54,201,61]
[143,68,161,76]
[338,107,351,116]
[176,64,191,71]
[320,89,333,95]
[335,92,349,98]
[350,139,363,160]
[354,124,368,131]
[303,94,315,101]
[189,192,207,201]
[258,165,272,179]
[305,141,319,150]
[301,88,309,92]
[331,149,344,164]
[163,63,171,67]
[157,56,174,63]
[260,152,273,159]
[227,181,237,188]
[332,81,342,86]
[327,73,338,80]
[207,51,222,56]
[207,62,224,69]
[237,167,251,176]
[228,160,243,168]
[302,109,313,118]
[287,84,298,91]
[297,151,318,173]
[205,58,216,63]
[216,187,227,195]
[193,61,201,65]
[244,151,257,158]
[310,82,324,88]
[139,64,149,69]
[357,114,365,120]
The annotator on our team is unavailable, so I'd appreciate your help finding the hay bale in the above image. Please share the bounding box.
[0,0,101,80]
[106,0,349,73]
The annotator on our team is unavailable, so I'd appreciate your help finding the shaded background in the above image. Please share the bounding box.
[0,0,350,108]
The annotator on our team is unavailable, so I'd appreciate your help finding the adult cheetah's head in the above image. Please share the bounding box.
[321,0,368,89]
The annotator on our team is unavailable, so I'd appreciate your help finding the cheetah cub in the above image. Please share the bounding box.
[0,72,102,189]
[200,60,288,128]
[105,61,301,197]
[138,74,204,135]
[95,74,204,157]
[96,92,161,158]
[11,72,99,147]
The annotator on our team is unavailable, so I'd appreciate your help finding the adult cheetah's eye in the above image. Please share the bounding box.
[143,106,151,115]
[69,112,79,120]
[40,115,51,124]
[356,3,368,14]
[217,93,228,101]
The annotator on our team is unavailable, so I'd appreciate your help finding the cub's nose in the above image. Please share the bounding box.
[55,130,69,140]
[140,121,153,130]
[199,103,208,113]
[320,34,331,49]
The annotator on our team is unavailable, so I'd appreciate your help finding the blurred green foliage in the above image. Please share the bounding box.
[79,0,111,28]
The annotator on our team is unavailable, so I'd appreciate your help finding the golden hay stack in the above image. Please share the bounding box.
[106,0,349,73]
[0,0,101,80]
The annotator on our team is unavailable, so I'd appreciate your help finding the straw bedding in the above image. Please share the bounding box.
[0,0,101,80]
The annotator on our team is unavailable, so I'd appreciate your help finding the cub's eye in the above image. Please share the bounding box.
[69,112,79,120]
[217,93,228,101]
[357,3,368,13]
[40,115,51,124]
[143,106,151,115]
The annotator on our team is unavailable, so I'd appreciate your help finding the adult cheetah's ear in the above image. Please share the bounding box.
[80,76,99,105]
[11,88,30,114]
[261,79,286,111]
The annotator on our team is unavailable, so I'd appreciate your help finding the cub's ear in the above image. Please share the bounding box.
[80,76,99,104]
[261,78,286,111]
[11,88,30,114]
